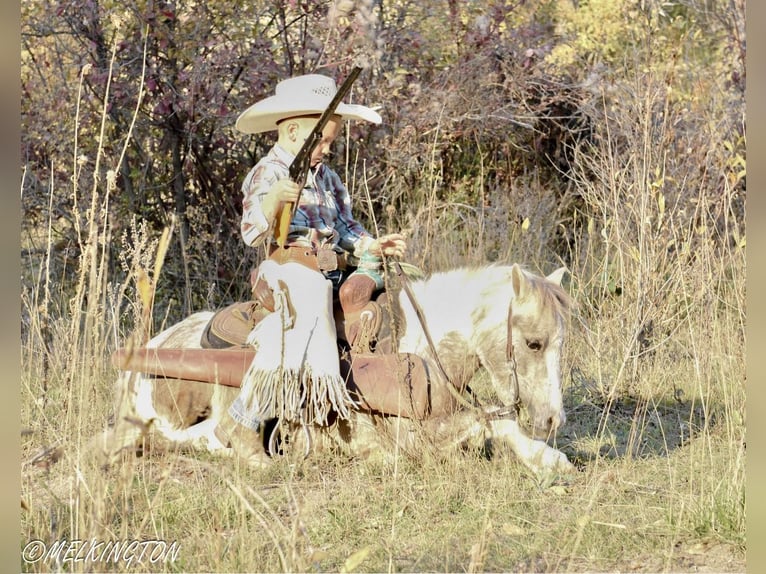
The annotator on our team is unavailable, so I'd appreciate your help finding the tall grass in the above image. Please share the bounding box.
[559,74,746,554]
[21,59,744,574]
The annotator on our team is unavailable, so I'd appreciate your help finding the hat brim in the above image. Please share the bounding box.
[236,95,382,134]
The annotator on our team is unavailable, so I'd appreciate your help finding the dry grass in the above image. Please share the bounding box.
[20,66,745,573]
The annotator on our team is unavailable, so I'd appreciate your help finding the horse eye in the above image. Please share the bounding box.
[526,339,542,351]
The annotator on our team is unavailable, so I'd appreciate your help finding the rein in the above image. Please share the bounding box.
[506,300,523,417]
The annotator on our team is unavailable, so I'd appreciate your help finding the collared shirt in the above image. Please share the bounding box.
[240,144,373,256]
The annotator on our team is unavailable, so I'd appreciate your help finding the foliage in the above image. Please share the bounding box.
[21,0,744,315]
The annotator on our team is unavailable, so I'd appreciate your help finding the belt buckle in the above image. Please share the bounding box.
[316,248,338,272]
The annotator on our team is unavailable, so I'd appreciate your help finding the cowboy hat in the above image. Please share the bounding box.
[236,74,382,134]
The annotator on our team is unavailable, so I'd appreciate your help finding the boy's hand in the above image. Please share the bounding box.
[270,179,301,204]
[263,179,302,224]
[368,233,407,258]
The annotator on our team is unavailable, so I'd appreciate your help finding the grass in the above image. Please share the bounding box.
[19,213,746,572]
[20,421,744,572]
[20,58,745,572]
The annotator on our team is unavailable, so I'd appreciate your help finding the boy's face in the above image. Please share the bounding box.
[309,116,342,167]
[285,115,343,166]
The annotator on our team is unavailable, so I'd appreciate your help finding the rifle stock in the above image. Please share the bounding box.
[276,199,294,247]
[274,66,363,247]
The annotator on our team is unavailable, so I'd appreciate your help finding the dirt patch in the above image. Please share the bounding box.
[616,539,745,573]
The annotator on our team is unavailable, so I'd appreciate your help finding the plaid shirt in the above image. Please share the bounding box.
[241,144,372,256]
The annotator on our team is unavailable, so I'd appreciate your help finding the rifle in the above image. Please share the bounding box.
[274,65,363,247]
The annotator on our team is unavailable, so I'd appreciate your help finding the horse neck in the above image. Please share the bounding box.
[397,268,513,380]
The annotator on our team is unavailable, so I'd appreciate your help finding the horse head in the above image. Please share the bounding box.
[508,264,570,440]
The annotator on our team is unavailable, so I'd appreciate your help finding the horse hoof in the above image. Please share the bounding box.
[244,452,273,469]
[530,446,575,476]
[553,451,576,474]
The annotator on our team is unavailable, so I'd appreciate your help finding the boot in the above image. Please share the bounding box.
[345,300,383,354]
[214,411,271,468]
[339,274,379,353]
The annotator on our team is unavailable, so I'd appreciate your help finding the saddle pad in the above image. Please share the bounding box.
[200,302,269,349]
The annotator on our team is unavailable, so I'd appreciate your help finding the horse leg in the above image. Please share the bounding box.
[152,382,239,452]
[91,366,241,464]
[173,418,229,451]
[486,416,574,475]
[417,409,573,475]
[146,381,274,467]
[303,412,420,464]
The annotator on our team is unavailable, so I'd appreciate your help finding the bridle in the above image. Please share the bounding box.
[506,300,523,417]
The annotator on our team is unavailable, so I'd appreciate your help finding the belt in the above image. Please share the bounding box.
[267,244,347,273]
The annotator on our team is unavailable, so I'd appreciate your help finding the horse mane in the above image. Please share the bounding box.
[518,268,572,320]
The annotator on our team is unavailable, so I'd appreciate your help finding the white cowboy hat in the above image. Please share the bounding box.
[236,74,382,134]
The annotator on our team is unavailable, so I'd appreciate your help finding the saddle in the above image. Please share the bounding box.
[200,294,392,352]
[200,301,259,348]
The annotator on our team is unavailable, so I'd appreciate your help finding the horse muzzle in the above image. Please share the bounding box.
[528,409,566,440]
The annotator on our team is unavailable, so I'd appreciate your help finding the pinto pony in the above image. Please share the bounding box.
[97,263,574,476]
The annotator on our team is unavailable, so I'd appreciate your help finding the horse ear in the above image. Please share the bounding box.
[546,267,568,286]
[511,263,527,298]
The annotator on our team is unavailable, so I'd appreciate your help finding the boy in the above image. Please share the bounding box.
[217,73,406,464]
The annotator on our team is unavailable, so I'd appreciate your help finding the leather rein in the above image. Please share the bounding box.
[506,298,523,417]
